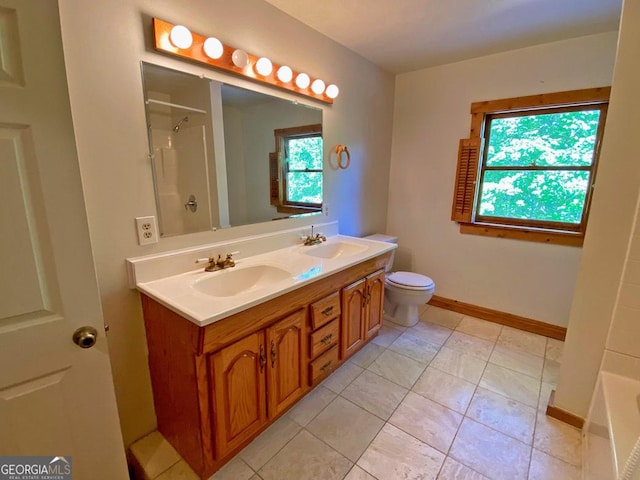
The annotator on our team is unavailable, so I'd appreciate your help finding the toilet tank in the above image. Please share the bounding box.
[364,234,398,272]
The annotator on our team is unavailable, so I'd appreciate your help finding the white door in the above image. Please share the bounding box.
[0,1,128,478]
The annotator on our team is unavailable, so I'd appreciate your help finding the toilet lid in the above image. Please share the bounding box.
[387,271,434,289]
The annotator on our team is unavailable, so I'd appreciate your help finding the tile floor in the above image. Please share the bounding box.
[142,305,583,480]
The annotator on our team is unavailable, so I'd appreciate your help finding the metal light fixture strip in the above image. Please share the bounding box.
[152,18,335,105]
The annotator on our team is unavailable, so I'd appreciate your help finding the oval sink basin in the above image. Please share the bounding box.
[193,265,292,297]
[303,241,368,259]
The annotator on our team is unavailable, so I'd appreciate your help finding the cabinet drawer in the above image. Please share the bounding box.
[309,345,339,384]
[310,292,341,329]
[309,319,339,359]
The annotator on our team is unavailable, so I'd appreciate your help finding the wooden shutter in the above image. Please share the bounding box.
[269,152,280,206]
[451,138,483,223]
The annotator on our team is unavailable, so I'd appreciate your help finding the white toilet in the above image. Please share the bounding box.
[365,234,435,327]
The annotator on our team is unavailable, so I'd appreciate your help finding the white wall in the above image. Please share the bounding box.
[57,0,394,446]
[555,0,640,418]
[387,32,618,327]
[224,99,321,225]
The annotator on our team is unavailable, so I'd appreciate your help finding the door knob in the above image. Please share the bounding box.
[184,194,198,212]
[72,326,98,349]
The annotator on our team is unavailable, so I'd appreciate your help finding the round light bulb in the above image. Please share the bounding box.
[255,57,273,76]
[295,73,310,89]
[277,65,293,83]
[311,79,326,95]
[169,25,193,49]
[325,84,339,99]
[231,49,249,68]
[203,37,223,59]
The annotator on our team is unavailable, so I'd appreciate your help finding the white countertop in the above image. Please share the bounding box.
[133,234,396,327]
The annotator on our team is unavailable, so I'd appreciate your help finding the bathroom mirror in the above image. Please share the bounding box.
[141,62,323,237]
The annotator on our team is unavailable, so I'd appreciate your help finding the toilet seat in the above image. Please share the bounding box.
[386,271,434,291]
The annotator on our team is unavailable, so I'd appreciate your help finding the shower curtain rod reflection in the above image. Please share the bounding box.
[145,98,207,114]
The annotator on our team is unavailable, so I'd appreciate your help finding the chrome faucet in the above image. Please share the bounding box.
[195,251,238,272]
[302,225,326,246]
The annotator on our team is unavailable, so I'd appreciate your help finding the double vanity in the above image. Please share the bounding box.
[127,223,396,478]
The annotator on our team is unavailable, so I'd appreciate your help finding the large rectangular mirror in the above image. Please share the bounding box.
[141,62,323,237]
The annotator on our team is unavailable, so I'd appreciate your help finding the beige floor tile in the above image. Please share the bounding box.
[437,457,488,479]
[421,306,464,329]
[248,476,261,480]
[538,382,554,413]
[371,324,404,347]
[528,448,580,480]
[156,460,199,480]
[497,326,547,357]
[466,387,536,444]
[350,342,386,368]
[450,418,531,480]
[367,349,427,388]
[209,457,254,480]
[405,320,453,346]
[489,344,544,379]
[444,331,494,361]
[456,316,502,342]
[357,424,445,480]
[545,338,564,363]
[389,391,462,454]
[430,346,487,384]
[412,367,476,414]
[322,361,364,393]
[533,415,582,467]
[306,396,384,461]
[479,363,540,408]
[388,332,440,364]
[129,430,181,480]
[341,370,408,420]
[344,465,376,480]
[383,317,407,332]
[287,385,336,426]
[258,430,352,480]
[542,359,560,385]
[239,416,301,470]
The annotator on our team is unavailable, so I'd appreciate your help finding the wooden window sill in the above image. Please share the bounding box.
[275,205,321,215]
[459,223,584,246]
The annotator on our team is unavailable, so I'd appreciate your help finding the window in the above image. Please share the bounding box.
[270,124,322,214]
[451,87,610,246]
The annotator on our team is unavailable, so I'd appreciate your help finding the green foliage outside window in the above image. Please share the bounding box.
[286,136,323,204]
[478,110,600,225]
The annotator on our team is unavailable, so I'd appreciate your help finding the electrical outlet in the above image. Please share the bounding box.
[135,216,158,245]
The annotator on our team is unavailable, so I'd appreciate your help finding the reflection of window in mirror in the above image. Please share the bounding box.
[270,124,323,214]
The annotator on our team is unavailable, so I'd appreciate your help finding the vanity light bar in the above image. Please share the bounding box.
[152,18,338,104]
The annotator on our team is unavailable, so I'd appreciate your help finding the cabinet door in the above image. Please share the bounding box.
[211,331,267,458]
[266,309,308,417]
[364,269,386,340]
[341,278,366,360]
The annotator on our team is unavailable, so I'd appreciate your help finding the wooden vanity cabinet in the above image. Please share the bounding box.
[308,292,341,385]
[265,309,307,417]
[211,309,307,458]
[141,252,390,479]
[363,270,385,340]
[210,331,267,457]
[341,269,386,360]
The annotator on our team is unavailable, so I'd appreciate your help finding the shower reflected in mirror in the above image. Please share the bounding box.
[141,62,323,237]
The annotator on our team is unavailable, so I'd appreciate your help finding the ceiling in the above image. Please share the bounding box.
[264,0,622,74]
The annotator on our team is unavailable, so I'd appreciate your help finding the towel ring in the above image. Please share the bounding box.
[335,145,350,170]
